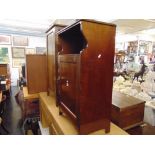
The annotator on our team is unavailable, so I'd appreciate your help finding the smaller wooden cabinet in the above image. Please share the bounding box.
[26,55,47,94]
[57,19,116,134]
[111,91,145,130]
[0,64,9,77]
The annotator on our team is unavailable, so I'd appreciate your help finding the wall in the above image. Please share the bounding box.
[0,34,46,86]
[54,19,76,25]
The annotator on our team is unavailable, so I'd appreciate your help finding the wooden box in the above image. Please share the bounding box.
[112,91,145,130]
[46,24,66,104]
[26,55,47,94]
[57,19,116,134]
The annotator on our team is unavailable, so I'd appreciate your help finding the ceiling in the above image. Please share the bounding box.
[0,19,76,37]
[0,19,54,37]
[1,19,155,37]
[112,19,155,35]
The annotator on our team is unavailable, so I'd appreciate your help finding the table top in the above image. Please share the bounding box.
[23,87,39,100]
[112,91,145,109]
[40,92,128,135]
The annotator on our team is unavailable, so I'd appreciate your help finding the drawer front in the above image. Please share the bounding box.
[111,106,120,125]
[120,103,145,128]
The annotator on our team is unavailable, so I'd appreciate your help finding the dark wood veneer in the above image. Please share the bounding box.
[46,24,66,105]
[112,91,145,129]
[57,20,116,134]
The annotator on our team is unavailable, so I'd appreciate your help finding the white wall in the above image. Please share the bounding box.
[0,34,46,86]
[28,36,46,48]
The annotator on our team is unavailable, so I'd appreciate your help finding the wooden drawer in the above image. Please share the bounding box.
[120,103,144,129]
[112,91,145,130]
[112,103,145,129]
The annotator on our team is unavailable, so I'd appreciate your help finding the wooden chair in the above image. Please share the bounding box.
[0,94,9,134]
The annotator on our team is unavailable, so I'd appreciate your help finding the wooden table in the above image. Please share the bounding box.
[40,92,128,135]
[23,87,39,100]
[17,87,39,120]
[112,91,145,130]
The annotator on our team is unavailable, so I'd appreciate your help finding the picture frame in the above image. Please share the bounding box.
[13,36,28,46]
[0,35,11,44]
[25,48,36,54]
[12,47,25,58]
[36,47,46,54]
[0,47,9,64]
[12,59,25,68]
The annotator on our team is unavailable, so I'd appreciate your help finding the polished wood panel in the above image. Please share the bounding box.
[39,92,128,135]
[46,24,66,106]
[57,20,116,134]
[26,55,47,94]
[58,55,80,118]
[112,91,145,129]
[0,64,8,76]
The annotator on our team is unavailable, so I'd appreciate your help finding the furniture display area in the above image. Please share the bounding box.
[46,24,66,105]
[39,92,128,135]
[26,55,47,94]
[111,91,145,130]
[57,20,116,134]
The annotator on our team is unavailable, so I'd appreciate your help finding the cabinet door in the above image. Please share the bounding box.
[58,55,80,116]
